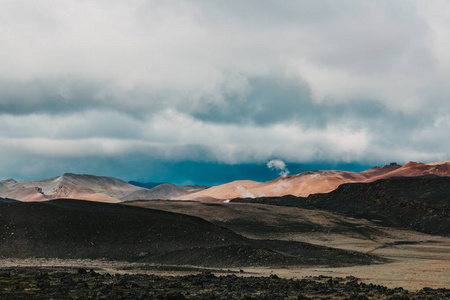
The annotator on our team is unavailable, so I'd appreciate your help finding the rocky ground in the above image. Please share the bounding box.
[1,267,449,299]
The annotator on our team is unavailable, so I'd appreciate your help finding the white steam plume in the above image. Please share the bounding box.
[267,159,290,177]
[236,185,256,198]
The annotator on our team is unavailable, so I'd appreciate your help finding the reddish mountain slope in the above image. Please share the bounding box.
[369,161,450,180]
[2,161,448,202]
[178,161,449,201]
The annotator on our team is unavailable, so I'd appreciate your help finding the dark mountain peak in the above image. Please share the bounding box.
[128,181,165,189]
[365,162,401,170]
[403,161,424,168]
[361,162,402,177]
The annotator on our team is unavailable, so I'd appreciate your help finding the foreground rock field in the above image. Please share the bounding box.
[1,268,449,300]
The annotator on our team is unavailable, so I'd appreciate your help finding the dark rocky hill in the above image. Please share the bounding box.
[232,175,450,236]
[0,199,245,261]
[0,199,378,267]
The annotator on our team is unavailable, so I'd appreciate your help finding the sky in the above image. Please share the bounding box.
[0,0,449,185]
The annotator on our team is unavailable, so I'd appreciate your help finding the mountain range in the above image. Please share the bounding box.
[0,173,206,203]
[0,161,448,203]
[178,161,450,201]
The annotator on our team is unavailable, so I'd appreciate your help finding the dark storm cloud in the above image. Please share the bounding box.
[192,74,312,126]
[0,72,429,136]
[191,72,434,139]
[191,73,394,128]
[0,78,169,117]
[0,78,100,115]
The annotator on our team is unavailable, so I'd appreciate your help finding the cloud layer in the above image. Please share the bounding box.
[0,0,449,182]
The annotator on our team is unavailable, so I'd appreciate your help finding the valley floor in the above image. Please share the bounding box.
[1,201,448,293]
[122,201,450,291]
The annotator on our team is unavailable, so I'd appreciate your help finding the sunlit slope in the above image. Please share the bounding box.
[179,161,449,201]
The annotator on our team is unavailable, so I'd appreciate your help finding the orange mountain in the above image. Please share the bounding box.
[177,161,450,201]
[1,161,448,203]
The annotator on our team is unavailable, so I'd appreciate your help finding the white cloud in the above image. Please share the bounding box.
[0,1,448,112]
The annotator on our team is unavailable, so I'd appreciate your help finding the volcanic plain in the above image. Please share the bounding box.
[0,161,449,298]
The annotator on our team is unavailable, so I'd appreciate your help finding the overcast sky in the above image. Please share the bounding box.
[0,0,449,184]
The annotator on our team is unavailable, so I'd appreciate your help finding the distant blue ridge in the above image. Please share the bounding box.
[128,181,165,189]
